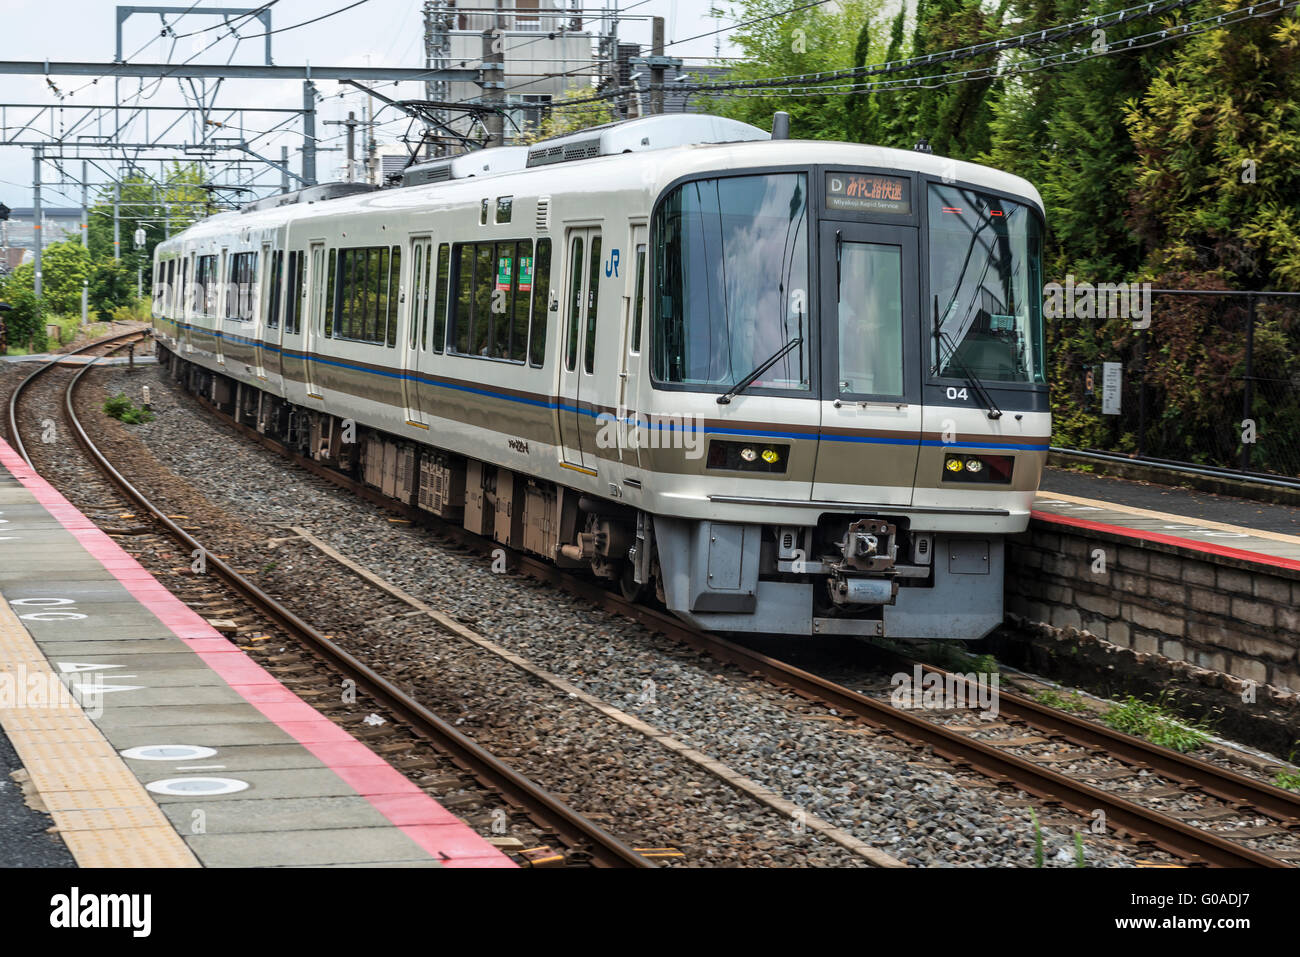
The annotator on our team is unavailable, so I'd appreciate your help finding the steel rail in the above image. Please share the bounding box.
[12,342,653,869]
[899,657,1300,828]
[6,328,143,466]
[161,343,1294,868]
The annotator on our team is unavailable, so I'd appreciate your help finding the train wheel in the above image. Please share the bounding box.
[619,562,647,603]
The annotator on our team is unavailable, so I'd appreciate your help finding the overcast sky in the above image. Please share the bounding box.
[0,0,740,211]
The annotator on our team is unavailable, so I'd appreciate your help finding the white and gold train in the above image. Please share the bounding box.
[151,113,1050,640]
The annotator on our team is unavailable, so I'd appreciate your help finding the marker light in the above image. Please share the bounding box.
[945,457,965,472]
[740,447,757,462]
[761,448,780,464]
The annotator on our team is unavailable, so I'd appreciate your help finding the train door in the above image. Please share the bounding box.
[304,241,325,398]
[557,226,602,473]
[182,254,194,353]
[811,221,924,505]
[402,235,433,428]
[255,241,272,379]
[215,249,227,364]
[262,247,284,383]
[616,225,648,475]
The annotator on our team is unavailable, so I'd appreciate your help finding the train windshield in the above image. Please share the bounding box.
[652,172,811,392]
[929,184,1045,384]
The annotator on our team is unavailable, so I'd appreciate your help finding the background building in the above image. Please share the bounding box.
[1,207,82,275]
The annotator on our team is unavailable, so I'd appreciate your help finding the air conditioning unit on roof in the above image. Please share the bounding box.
[400,146,531,187]
[525,114,769,168]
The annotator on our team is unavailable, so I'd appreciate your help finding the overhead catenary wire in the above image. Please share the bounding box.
[541,0,1297,108]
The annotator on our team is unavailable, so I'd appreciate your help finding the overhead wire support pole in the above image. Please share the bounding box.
[482,30,505,148]
[323,112,360,181]
[32,145,42,301]
[113,180,121,261]
[302,80,318,186]
[80,160,88,249]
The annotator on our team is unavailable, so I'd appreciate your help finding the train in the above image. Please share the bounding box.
[149,112,1049,641]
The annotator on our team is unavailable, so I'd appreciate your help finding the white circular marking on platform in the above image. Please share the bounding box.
[121,745,218,762]
[146,777,249,796]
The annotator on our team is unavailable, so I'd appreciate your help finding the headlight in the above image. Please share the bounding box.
[740,447,757,462]
[761,448,780,464]
[942,453,1015,484]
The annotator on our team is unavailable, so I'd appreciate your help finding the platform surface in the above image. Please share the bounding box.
[0,437,513,868]
[1036,469,1300,571]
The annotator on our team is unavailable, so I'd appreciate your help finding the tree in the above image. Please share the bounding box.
[1,241,91,315]
[518,87,618,144]
[703,0,886,141]
[87,163,208,284]
[88,258,134,322]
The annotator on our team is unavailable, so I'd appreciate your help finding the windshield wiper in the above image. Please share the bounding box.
[933,296,1002,420]
[717,337,803,405]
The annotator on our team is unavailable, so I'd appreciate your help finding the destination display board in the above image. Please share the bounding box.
[825,172,911,214]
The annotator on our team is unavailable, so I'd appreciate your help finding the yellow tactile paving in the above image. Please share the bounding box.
[61,827,200,868]
[49,805,176,833]
[0,591,199,867]
[38,788,162,813]
[0,713,108,742]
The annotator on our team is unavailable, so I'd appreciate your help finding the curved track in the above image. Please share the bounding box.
[11,334,653,869]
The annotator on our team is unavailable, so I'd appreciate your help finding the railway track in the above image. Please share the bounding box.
[151,354,1300,869]
[9,331,652,869]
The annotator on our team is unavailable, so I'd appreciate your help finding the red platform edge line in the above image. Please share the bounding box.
[0,437,514,868]
[1031,509,1300,573]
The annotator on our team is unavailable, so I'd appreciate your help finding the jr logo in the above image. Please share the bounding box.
[604,248,620,278]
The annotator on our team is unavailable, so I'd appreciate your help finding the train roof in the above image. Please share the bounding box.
[157,124,1044,252]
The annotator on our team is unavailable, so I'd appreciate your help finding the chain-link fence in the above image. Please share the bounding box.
[1051,289,1300,480]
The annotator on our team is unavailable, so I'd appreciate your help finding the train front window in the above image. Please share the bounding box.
[652,172,810,392]
[836,241,903,397]
[928,184,1044,384]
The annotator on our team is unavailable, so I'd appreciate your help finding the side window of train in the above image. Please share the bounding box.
[445,240,532,362]
[528,238,550,367]
[267,251,283,329]
[330,245,401,344]
[324,249,335,337]
[386,246,401,348]
[283,250,302,335]
[630,243,646,354]
[432,243,449,353]
[226,251,257,321]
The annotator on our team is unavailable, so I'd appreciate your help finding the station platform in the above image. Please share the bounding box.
[0,438,513,868]
[1035,468,1300,572]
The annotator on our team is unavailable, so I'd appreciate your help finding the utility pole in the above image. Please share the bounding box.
[650,17,665,116]
[280,146,291,193]
[302,81,318,186]
[113,180,121,261]
[365,95,377,184]
[80,160,89,249]
[324,111,359,181]
[80,160,88,328]
[482,29,505,149]
[32,145,42,300]
[424,0,452,157]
